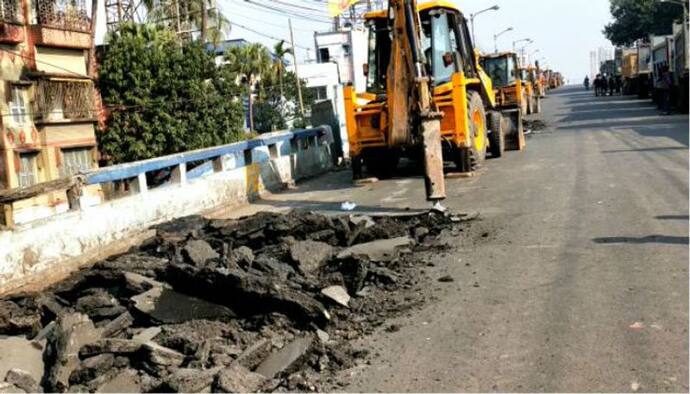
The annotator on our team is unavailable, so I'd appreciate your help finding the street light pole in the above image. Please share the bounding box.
[470,5,499,44]
[493,27,514,53]
[519,41,534,64]
[512,38,532,52]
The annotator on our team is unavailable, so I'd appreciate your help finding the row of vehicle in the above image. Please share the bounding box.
[616,20,688,112]
[343,0,561,201]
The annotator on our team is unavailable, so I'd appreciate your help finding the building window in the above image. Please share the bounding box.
[319,48,330,63]
[310,86,328,101]
[0,0,22,23]
[9,86,29,126]
[18,152,38,188]
[60,147,92,178]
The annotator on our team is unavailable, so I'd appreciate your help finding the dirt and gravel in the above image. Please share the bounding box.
[0,209,475,393]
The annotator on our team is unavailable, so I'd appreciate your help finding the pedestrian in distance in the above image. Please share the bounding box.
[601,74,609,96]
[584,76,590,91]
[658,65,673,115]
[608,75,615,96]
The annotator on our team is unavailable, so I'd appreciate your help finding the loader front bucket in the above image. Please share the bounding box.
[503,109,526,151]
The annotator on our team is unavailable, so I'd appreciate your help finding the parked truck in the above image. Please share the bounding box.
[621,48,638,95]
[650,35,675,106]
[637,41,652,98]
[673,21,689,113]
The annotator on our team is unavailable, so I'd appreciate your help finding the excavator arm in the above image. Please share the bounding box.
[386,0,446,202]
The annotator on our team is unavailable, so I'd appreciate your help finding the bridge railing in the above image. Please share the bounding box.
[0,126,332,228]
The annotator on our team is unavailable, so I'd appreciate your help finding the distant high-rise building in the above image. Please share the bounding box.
[590,50,598,79]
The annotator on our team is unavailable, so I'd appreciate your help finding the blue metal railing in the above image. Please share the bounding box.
[82,126,330,186]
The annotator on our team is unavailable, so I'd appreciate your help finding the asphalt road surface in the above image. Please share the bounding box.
[227,86,689,392]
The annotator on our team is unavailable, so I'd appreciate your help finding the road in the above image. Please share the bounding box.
[224,86,689,392]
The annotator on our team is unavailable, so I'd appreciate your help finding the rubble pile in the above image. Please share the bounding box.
[523,119,548,132]
[0,210,467,392]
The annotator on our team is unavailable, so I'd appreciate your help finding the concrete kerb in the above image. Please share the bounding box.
[0,126,334,296]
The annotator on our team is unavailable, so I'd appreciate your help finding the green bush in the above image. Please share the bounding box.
[97,24,245,164]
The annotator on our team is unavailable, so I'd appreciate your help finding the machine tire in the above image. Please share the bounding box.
[527,92,534,114]
[487,111,505,158]
[456,92,488,171]
[520,90,528,115]
[351,155,363,180]
[364,150,399,179]
[505,110,525,151]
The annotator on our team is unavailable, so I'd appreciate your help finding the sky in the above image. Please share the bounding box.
[94,0,616,83]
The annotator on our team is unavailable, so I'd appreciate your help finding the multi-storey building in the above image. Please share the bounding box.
[1,0,100,222]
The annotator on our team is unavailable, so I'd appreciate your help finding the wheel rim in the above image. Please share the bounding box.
[472,109,485,152]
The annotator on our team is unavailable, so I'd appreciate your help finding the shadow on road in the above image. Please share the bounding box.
[592,235,689,245]
[655,215,690,220]
[601,146,688,153]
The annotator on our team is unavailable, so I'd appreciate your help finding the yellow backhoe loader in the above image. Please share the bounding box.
[479,51,530,146]
[344,0,518,202]
[521,64,542,114]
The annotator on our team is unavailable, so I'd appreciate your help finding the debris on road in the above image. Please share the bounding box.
[340,201,357,211]
[437,275,454,283]
[0,209,470,392]
[522,119,548,133]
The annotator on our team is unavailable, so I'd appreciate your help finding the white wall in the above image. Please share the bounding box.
[289,62,349,157]
[0,133,333,296]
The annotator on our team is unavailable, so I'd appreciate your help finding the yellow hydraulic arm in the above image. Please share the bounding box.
[386,0,446,203]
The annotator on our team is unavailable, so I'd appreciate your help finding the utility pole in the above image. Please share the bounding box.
[289,18,305,118]
[200,0,208,43]
[88,0,99,77]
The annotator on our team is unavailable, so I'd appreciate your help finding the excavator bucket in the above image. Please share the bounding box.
[421,112,446,201]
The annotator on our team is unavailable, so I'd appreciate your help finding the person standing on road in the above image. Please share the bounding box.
[658,65,673,115]
[607,75,615,96]
[584,76,590,90]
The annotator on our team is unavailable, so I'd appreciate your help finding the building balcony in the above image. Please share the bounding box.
[0,0,24,44]
[36,0,90,32]
[32,79,97,124]
[31,0,92,49]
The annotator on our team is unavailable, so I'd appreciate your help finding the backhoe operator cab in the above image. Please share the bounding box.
[344,0,507,180]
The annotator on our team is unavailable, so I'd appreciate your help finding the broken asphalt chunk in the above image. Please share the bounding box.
[321,286,350,308]
[289,240,335,274]
[215,364,267,393]
[163,367,218,393]
[131,286,234,324]
[255,336,313,379]
[337,236,414,262]
[43,313,101,392]
[5,368,41,393]
[183,239,220,266]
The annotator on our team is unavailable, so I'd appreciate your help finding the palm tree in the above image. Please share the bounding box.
[224,44,273,132]
[272,40,293,98]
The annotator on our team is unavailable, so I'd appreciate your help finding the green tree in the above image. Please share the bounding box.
[143,0,231,44]
[272,40,293,97]
[223,44,273,132]
[97,23,245,164]
[604,0,686,46]
[254,70,314,133]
